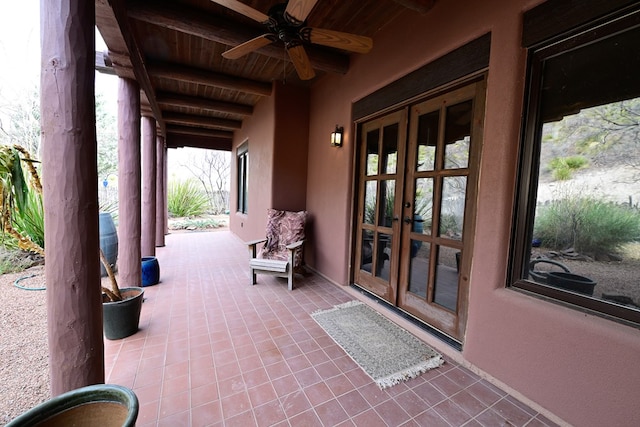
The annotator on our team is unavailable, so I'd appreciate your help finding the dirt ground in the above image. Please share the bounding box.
[530,243,640,308]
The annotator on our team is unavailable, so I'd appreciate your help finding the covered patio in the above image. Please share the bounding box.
[104,229,555,426]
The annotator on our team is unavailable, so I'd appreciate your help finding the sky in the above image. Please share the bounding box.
[0,2,118,120]
[0,2,202,180]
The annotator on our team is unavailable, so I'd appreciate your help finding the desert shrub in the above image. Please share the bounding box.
[534,196,640,255]
[0,247,38,274]
[167,179,209,217]
[169,218,222,230]
[549,156,588,180]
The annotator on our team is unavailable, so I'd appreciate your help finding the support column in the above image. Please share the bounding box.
[117,78,142,288]
[41,0,104,395]
[155,136,165,247]
[164,147,169,235]
[141,117,157,256]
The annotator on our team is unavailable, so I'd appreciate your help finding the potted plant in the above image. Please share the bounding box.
[100,248,144,340]
[0,143,143,340]
[6,383,138,426]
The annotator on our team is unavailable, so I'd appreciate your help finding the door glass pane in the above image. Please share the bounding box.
[414,178,433,236]
[382,123,399,174]
[378,180,395,227]
[409,242,430,298]
[376,233,392,281]
[416,111,439,171]
[364,181,377,224]
[440,176,467,240]
[433,246,459,311]
[360,230,374,272]
[366,129,380,176]
[444,100,472,169]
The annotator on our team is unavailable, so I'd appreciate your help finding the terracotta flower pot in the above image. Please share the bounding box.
[6,384,138,426]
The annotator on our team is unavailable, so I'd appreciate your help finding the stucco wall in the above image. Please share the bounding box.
[304,0,640,426]
[230,82,310,240]
[272,82,309,212]
[230,91,275,241]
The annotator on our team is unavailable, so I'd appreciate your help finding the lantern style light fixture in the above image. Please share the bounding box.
[330,125,344,147]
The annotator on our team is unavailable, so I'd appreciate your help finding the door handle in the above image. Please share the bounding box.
[403,216,412,224]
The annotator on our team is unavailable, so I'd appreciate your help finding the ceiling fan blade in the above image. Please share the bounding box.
[284,0,318,25]
[301,27,373,54]
[222,35,274,60]
[287,45,316,80]
[210,0,269,23]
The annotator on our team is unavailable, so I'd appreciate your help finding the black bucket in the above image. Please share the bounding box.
[547,272,596,296]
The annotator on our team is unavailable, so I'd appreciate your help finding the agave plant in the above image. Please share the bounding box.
[0,143,123,301]
[0,144,44,256]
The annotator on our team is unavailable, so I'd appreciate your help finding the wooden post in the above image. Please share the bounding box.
[164,147,169,235]
[41,0,104,395]
[141,116,157,256]
[155,136,166,247]
[118,78,142,288]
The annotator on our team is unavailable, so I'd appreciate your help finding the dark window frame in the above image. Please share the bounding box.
[237,142,248,214]
[510,4,640,327]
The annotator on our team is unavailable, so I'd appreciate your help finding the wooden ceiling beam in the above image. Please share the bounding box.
[166,125,234,139]
[156,91,253,116]
[127,1,349,75]
[100,0,166,136]
[148,61,272,97]
[163,111,242,130]
[391,0,437,13]
[166,134,232,151]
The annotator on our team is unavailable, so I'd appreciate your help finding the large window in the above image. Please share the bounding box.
[511,6,640,326]
[237,142,248,214]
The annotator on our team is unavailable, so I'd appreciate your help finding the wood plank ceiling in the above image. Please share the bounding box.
[95,0,436,150]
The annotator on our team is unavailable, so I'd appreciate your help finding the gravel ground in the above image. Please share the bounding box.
[0,266,49,424]
[0,266,115,424]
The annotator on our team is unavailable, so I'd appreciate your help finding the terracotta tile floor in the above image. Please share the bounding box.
[104,230,559,427]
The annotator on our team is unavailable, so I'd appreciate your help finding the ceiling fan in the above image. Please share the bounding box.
[211,0,373,80]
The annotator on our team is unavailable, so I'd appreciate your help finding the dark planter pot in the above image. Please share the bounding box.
[99,213,118,277]
[141,256,160,287]
[547,272,597,296]
[5,383,138,427]
[103,287,144,340]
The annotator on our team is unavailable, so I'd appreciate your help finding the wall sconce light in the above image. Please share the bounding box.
[330,125,344,147]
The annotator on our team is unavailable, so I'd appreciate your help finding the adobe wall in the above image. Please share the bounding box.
[306,0,640,425]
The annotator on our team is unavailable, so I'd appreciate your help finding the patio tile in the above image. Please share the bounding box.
[433,399,473,425]
[315,398,350,425]
[220,390,251,418]
[374,398,412,426]
[191,401,222,426]
[304,381,334,407]
[102,231,548,426]
[247,382,278,407]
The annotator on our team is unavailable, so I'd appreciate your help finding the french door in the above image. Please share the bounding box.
[354,81,485,342]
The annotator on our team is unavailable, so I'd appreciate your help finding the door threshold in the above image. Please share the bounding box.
[350,284,463,351]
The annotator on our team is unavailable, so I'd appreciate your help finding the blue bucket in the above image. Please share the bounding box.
[141,256,160,287]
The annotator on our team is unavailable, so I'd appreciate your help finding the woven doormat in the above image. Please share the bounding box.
[311,301,444,389]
